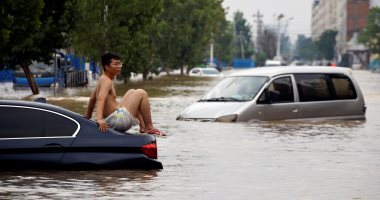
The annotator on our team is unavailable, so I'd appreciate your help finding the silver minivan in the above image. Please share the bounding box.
[177,66,366,122]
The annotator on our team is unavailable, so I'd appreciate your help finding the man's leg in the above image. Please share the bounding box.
[119,89,156,131]
[137,113,146,133]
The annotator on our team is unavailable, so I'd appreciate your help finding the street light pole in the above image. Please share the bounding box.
[239,31,245,59]
[275,14,284,61]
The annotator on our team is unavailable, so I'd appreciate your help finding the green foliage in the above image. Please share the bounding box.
[255,52,267,66]
[258,27,276,59]
[0,0,43,68]
[0,0,77,68]
[153,0,226,72]
[295,35,317,60]
[1,0,227,80]
[214,20,233,64]
[232,11,254,59]
[72,0,163,79]
[359,7,380,54]
[316,30,337,60]
[177,0,226,67]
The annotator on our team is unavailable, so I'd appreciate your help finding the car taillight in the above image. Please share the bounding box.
[141,142,158,159]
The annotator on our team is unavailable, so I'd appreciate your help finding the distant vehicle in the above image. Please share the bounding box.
[177,66,366,122]
[289,60,307,66]
[264,60,282,67]
[0,99,163,170]
[189,67,223,77]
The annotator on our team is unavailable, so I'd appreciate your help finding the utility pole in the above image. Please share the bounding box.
[210,38,214,66]
[239,31,245,59]
[253,11,263,53]
[275,14,284,61]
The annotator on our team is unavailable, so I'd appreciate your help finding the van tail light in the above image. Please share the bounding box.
[141,142,158,159]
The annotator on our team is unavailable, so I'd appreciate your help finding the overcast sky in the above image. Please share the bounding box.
[222,0,315,42]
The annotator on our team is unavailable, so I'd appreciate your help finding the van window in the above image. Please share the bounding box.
[295,74,333,102]
[0,107,43,138]
[191,69,200,74]
[330,74,357,99]
[267,76,294,103]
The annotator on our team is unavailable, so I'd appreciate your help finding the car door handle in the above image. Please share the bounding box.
[292,108,298,113]
[43,144,64,152]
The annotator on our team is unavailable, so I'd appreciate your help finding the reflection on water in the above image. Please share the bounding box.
[1,70,380,199]
[0,170,158,199]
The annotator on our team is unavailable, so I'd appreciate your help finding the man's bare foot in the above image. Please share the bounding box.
[146,129,167,136]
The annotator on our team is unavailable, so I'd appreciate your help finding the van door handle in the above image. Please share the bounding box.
[292,108,298,113]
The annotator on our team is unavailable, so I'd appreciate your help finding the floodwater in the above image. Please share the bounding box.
[1,70,380,199]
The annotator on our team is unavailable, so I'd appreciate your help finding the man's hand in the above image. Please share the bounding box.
[97,120,109,132]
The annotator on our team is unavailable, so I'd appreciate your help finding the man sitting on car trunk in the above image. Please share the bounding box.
[84,52,166,136]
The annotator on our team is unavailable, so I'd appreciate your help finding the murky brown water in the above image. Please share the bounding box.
[1,70,380,199]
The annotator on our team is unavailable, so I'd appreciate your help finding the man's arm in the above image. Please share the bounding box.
[84,90,97,119]
[96,80,112,132]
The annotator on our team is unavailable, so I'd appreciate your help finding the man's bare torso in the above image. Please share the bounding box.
[96,75,118,118]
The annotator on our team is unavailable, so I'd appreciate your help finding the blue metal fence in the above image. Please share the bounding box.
[0,69,14,82]
[232,59,256,68]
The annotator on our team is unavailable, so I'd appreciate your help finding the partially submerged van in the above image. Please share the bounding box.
[177,66,366,122]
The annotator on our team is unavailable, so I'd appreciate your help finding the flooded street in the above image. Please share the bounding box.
[1,69,380,199]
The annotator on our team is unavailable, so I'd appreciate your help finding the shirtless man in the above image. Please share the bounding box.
[84,52,165,136]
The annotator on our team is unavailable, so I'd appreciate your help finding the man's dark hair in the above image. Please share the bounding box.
[101,52,121,71]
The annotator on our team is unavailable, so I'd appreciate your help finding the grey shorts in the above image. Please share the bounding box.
[104,107,139,132]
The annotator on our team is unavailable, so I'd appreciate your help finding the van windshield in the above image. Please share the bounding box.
[199,76,269,102]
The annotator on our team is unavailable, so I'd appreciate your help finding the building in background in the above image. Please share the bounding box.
[312,0,370,67]
[311,0,338,41]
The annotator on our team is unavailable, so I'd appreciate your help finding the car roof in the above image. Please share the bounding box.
[0,99,81,118]
[229,66,353,78]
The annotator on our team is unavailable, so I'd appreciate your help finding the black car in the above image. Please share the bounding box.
[0,99,163,170]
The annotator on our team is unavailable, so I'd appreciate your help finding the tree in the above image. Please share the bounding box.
[295,35,317,61]
[359,7,380,54]
[175,0,226,73]
[316,30,338,60]
[232,11,254,59]
[0,0,78,94]
[153,0,226,74]
[72,0,162,80]
[213,20,234,65]
[258,27,277,59]
[280,35,292,61]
